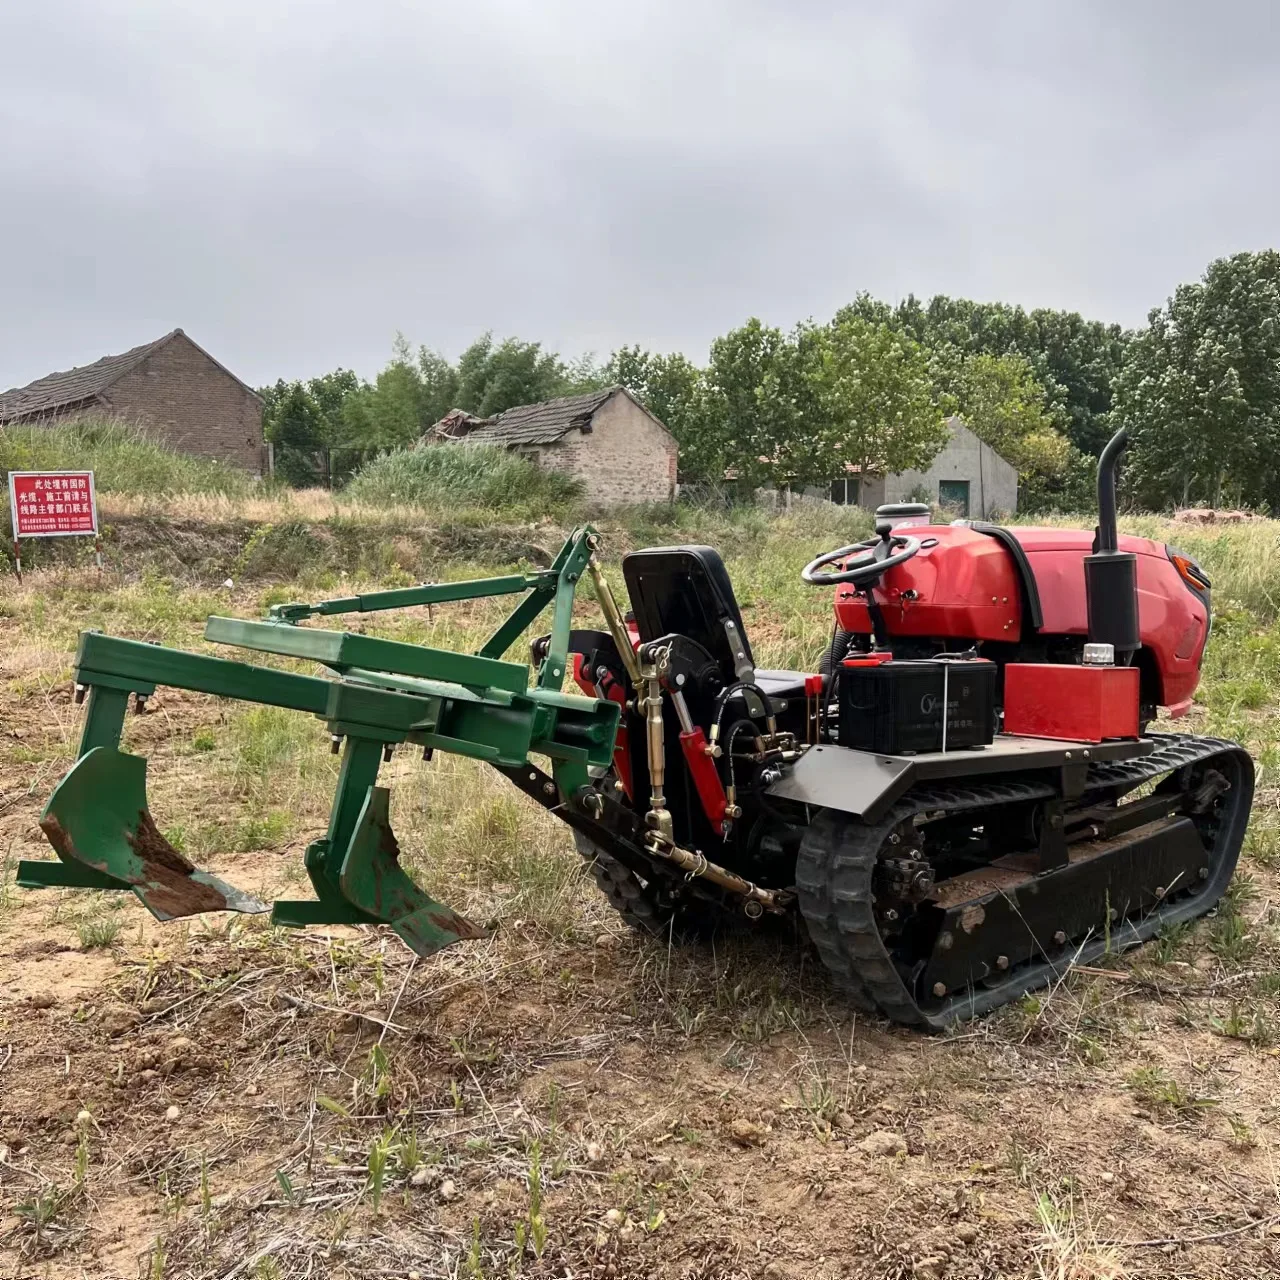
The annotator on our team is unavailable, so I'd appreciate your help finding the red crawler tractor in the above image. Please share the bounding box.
[557,429,1251,1027]
[23,430,1252,1029]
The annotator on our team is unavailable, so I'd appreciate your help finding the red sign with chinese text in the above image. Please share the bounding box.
[8,471,99,539]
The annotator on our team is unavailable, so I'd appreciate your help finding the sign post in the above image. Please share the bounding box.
[6,470,101,581]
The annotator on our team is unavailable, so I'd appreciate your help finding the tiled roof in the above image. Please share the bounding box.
[464,387,620,446]
[0,331,183,422]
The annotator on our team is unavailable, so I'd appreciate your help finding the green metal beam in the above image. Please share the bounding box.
[268,573,549,621]
[74,632,333,715]
[204,617,530,694]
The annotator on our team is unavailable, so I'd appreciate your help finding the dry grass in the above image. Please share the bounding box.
[2,513,1280,1278]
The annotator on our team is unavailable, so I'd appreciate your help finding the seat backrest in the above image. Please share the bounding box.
[622,545,754,678]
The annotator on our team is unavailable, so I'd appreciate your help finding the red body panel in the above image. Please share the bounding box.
[834,526,1023,641]
[833,525,1208,717]
[1003,663,1141,743]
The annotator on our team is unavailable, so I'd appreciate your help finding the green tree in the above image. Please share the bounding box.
[1115,250,1280,509]
[702,319,819,490]
[840,293,1129,456]
[811,315,947,494]
[263,382,327,486]
[454,333,571,416]
[336,337,423,449]
[937,351,1069,479]
[415,347,460,424]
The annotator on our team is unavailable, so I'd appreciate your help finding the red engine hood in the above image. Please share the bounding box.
[833,524,1208,716]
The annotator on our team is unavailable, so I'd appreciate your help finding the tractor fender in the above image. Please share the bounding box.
[766,744,915,825]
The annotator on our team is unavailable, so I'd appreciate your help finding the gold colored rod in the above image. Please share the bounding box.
[644,833,788,913]
[587,555,642,687]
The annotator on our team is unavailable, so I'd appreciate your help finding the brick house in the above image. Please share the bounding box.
[0,329,265,474]
[433,387,678,503]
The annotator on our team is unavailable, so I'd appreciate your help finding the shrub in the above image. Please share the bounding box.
[342,443,583,516]
[0,417,252,497]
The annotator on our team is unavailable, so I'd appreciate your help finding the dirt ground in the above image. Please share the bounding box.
[2,570,1279,1280]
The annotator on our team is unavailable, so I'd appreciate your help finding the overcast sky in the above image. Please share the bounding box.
[1,1,1277,391]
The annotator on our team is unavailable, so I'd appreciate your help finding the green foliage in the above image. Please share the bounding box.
[936,351,1065,477]
[78,915,122,949]
[1125,1066,1217,1117]
[0,418,251,496]
[843,291,1128,456]
[262,383,328,485]
[696,315,947,493]
[343,442,583,516]
[454,332,575,417]
[1116,250,1280,510]
[811,314,947,483]
[702,318,823,489]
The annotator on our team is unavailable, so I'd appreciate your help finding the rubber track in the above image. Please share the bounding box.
[796,733,1254,1031]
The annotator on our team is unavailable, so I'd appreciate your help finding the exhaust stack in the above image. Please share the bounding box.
[1084,428,1140,661]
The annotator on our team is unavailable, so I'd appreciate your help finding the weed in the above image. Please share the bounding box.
[1148,920,1194,965]
[1211,1003,1275,1046]
[78,916,121,949]
[1005,1136,1037,1186]
[363,1043,393,1103]
[1032,1184,1130,1280]
[0,417,250,498]
[1209,902,1257,965]
[366,1129,394,1214]
[275,1169,300,1206]
[192,728,218,752]
[395,1127,424,1175]
[1227,1114,1258,1149]
[513,1139,548,1259]
[1125,1066,1217,1118]
[345,443,583,520]
[16,1184,71,1245]
[465,1218,485,1280]
[798,1072,839,1125]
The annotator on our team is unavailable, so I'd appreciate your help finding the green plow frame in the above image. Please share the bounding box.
[19,527,620,958]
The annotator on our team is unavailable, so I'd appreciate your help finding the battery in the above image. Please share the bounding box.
[837,658,996,754]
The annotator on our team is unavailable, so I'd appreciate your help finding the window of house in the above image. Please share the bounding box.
[938,479,970,516]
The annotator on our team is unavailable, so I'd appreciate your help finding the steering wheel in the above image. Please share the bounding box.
[801,523,921,587]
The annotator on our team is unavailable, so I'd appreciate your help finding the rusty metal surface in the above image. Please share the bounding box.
[338,786,483,957]
[40,748,267,921]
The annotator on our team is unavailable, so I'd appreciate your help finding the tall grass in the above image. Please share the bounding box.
[343,444,583,519]
[0,417,252,497]
[1028,512,1280,622]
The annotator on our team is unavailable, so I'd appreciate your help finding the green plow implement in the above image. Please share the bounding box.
[18,527,621,958]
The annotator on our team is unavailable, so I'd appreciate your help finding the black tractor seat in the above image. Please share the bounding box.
[622,544,809,703]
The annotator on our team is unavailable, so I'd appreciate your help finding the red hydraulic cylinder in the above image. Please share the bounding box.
[572,652,634,798]
[679,725,728,830]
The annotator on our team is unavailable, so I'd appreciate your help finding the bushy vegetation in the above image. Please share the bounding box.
[263,249,1280,516]
[0,417,251,497]
[342,442,583,518]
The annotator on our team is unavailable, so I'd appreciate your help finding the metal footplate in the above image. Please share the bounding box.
[795,734,1255,1030]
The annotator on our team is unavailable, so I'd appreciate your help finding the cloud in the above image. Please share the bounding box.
[2,0,1277,389]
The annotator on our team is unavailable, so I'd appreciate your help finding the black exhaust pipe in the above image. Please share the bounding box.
[1084,428,1139,661]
